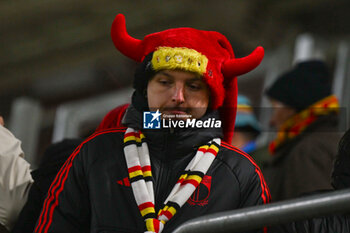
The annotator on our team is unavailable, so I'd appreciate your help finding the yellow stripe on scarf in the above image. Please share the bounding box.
[141,207,155,217]
[187,174,202,184]
[167,206,177,216]
[129,170,143,179]
[161,205,177,217]
[209,143,219,153]
[145,219,155,232]
[124,135,136,143]
[143,171,152,178]
[179,174,188,180]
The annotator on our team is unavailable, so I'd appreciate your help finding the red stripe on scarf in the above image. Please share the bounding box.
[198,147,207,153]
[138,202,155,211]
[182,179,200,187]
[142,165,152,172]
[128,165,142,173]
[124,132,136,138]
[153,219,160,233]
[177,178,185,184]
[161,210,173,220]
[207,148,218,156]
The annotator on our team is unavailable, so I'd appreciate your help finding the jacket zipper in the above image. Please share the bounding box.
[154,131,172,212]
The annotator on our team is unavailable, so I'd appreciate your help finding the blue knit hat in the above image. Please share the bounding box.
[235,95,261,133]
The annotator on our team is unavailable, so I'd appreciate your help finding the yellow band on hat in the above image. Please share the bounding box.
[151,47,208,75]
[237,104,253,113]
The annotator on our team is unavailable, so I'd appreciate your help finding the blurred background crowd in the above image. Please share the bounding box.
[1,0,349,168]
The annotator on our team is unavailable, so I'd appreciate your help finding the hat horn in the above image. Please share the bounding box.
[221,46,264,78]
[111,14,144,62]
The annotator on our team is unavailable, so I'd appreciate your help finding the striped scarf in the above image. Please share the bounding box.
[269,95,339,154]
[123,128,220,233]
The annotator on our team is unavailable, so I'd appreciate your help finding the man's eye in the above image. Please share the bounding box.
[188,83,201,90]
[158,80,170,85]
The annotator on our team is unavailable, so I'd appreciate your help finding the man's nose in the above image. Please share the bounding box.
[172,85,185,104]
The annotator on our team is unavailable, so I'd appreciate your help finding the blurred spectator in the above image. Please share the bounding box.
[0,117,33,231]
[271,128,350,233]
[232,95,261,152]
[231,95,269,167]
[262,60,341,201]
[12,138,82,233]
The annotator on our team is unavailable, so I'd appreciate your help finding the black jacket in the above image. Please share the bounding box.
[271,213,350,233]
[34,106,270,233]
[270,191,350,233]
[12,139,83,233]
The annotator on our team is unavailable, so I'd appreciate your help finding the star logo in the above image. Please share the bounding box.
[150,110,161,122]
[143,110,162,129]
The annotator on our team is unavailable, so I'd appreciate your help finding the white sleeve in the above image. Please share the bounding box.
[0,125,33,231]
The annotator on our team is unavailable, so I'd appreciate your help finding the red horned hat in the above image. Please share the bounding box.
[111,14,264,143]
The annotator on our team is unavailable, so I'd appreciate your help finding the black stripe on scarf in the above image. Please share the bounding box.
[144,176,153,182]
[211,141,220,150]
[130,175,153,183]
[124,140,137,147]
[143,212,157,220]
[130,175,144,183]
[166,201,181,211]
[187,170,204,178]
[124,138,147,148]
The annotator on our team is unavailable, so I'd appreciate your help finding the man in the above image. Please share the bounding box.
[231,95,261,153]
[231,95,269,168]
[262,60,341,201]
[34,14,270,233]
[0,116,33,232]
[271,128,350,233]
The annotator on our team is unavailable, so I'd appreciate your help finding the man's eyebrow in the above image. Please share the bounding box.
[188,76,202,81]
[158,71,173,78]
[158,71,202,81]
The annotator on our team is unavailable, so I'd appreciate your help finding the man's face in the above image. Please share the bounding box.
[147,69,210,119]
[269,99,297,130]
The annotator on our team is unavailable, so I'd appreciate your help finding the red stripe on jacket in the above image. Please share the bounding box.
[221,141,271,203]
[35,128,126,233]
